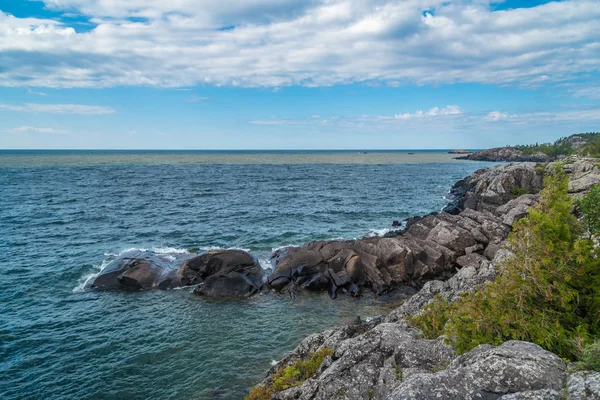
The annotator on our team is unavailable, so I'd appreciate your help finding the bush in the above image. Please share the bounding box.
[511,187,529,196]
[246,348,333,400]
[576,184,600,237]
[409,166,600,360]
[580,340,600,371]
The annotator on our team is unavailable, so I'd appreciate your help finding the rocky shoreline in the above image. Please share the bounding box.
[249,157,600,400]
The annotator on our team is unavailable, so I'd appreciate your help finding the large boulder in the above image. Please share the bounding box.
[180,250,264,297]
[388,341,566,399]
[90,251,172,291]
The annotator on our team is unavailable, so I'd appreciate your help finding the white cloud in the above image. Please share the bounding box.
[0,1,598,88]
[484,111,509,121]
[394,105,462,120]
[10,126,65,134]
[0,103,115,114]
[248,105,600,132]
[572,86,600,100]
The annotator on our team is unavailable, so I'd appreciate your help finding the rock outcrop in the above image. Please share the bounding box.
[444,162,545,214]
[90,249,264,297]
[267,207,510,298]
[254,320,572,400]
[455,147,552,162]
[250,158,600,399]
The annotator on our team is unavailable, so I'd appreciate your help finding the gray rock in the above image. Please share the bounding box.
[387,341,566,400]
[498,389,561,399]
[566,371,600,400]
[567,159,600,195]
[495,194,540,226]
[266,322,455,400]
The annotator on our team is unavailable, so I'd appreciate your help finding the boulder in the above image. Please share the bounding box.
[183,250,264,297]
[90,251,171,291]
[388,341,566,399]
[566,371,600,400]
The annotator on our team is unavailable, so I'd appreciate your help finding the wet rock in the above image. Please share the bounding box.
[90,251,171,291]
[182,250,264,297]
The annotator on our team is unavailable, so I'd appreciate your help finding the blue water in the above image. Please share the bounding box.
[0,151,493,399]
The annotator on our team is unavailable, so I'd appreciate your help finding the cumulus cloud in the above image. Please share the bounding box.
[0,103,115,114]
[11,126,65,134]
[0,0,598,88]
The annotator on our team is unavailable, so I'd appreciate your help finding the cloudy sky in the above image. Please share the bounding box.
[1,0,599,149]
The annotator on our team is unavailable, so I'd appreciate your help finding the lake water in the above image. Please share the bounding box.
[0,150,493,399]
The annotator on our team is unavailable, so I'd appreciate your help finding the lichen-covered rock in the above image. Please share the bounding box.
[387,341,566,400]
[566,371,600,400]
[264,322,455,400]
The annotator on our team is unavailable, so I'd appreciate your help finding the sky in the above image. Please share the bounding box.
[0,0,599,150]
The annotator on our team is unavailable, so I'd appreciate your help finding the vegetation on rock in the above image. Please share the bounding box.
[245,347,333,400]
[515,132,600,157]
[409,168,600,361]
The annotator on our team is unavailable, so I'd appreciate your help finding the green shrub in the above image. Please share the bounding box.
[534,163,547,174]
[510,187,529,196]
[576,184,600,237]
[246,347,333,400]
[409,166,600,360]
[580,340,600,371]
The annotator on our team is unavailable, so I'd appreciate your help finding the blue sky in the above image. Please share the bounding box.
[0,0,599,149]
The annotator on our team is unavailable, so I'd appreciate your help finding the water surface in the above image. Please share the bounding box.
[0,150,493,399]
